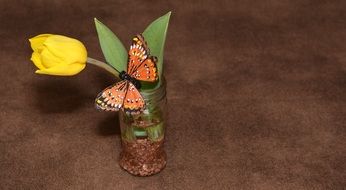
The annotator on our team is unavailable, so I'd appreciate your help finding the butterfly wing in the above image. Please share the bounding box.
[127,34,158,82]
[127,34,148,75]
[95,80,127,111]
[132,56,158,82]
[123,82,145,114]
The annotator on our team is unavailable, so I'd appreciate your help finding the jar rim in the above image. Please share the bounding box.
[140,77,166,102]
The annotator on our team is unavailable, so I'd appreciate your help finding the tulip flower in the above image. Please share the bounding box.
[29,34,87,76]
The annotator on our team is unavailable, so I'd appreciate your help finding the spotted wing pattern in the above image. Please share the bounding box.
[127,34,158,82]
[95,80,127,111]
[123,82,145,114]
[132,56,158,81]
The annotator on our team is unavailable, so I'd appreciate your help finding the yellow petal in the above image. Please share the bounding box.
[29,34,53,51]
[35,62,86,76]
[40,48,63,68]
[30,52,45,70]
[44,35,87,65]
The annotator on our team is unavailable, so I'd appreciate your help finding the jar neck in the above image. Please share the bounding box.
[140,79,166,105]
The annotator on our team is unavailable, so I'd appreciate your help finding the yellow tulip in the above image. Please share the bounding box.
[29,34,87,76]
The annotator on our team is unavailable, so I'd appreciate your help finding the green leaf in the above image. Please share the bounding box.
[94,18,127,72]
[143,11,171,86]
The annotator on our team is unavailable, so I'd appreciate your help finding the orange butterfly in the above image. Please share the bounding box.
[95,34,158,114]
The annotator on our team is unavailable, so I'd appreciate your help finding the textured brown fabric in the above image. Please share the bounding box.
[0,0,345,189]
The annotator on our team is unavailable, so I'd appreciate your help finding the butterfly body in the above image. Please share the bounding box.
[119,71,141,89]
[95,34,158,114]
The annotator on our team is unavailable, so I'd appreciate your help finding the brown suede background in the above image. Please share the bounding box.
[1,0,346,189]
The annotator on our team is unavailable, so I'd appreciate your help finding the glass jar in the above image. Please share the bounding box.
[118,80,167,176]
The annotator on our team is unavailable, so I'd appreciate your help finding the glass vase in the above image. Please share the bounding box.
[118,80,167,176]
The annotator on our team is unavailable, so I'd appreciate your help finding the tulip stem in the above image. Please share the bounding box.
[86,57,120,78]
